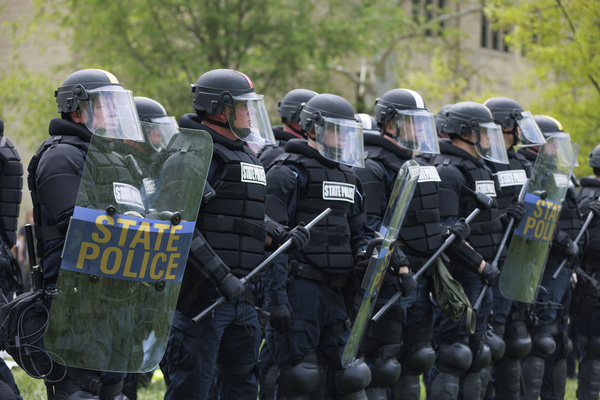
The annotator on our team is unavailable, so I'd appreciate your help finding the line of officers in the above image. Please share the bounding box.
[23,67,600,400]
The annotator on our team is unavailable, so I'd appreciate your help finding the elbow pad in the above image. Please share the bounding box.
[187,229,230,286]
[444,240,484,273]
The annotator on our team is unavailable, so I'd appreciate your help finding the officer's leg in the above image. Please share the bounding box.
[163,310,222,400]
[215,300,262,400]
[364,344,402,400]
[492,318,531,400]
[428,341,473,400]
[276,353,322,400]
[461,341,491,400]
[521,325,556,400]
[541,327,572,400]
[577,335,600,400]
[395,316,435,400]
[330,356,372,400]
[481,327,505,400]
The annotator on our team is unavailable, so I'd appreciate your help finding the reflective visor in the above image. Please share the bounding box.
[473,122,509,164]
[80,86,144,141]
[518,111,546,147]
[226,92,275,145]
[392,109,440,154]
[315,117,364,167]
[140,119,179,151]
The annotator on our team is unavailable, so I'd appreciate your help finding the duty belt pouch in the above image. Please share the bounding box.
[432,256,475,334]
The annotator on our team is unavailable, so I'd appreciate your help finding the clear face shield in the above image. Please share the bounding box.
[142,116,178,151]
[225,92,275,146]
[391,109,440,154]
[470,121,509,164]
[315,116,364,167]
[542,132,579,168]
[515,111,546,147]
[79,86,144,141]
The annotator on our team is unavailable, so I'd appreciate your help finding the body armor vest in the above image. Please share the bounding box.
[0,137,22,247]
[197,143,266,276]
[488,148,531,213]
[282,152,356,274]
[578,178,600,270]
[434,152,505,261]
[364,141,443,257]
[550,186,582,257]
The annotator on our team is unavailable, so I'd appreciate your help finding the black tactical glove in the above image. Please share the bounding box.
[505,199,526,227]
[589,199,600,218]
[268,304,294,333]
[398,272,417,296]
[565,239,579,260]
[279,222,310,251]
[480,262,501,286]
[443,218,471,242]
[217,273,244,301]
[388,247,410,276]
[556,230,579,260]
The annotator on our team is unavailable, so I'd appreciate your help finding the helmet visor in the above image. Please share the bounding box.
[542,132,579,168]
[517,111,546,147]
[140,118,179,152]
[472,122,509,164]
[226,93,275,145]
[392,109,440,154]
[79,86,144,141]
[315,117,364,167]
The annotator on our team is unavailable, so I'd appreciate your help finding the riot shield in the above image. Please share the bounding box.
[341,160,420,367]
[499,135,578,303]
[44,122,212,373]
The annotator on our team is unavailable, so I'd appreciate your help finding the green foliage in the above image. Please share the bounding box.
[486,0,600,177]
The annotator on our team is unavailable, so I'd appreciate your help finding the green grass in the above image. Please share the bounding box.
[10,364,580,399]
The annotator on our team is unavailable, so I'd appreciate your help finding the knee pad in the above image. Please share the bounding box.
[530,331,556,359]
[371,356,401,387]
[402,344,436,375]
[503,321,532,360]
[468,344,491,373]
[336,358,372,395]
[484,333,505,362]
[552,331,573,360]
[436,343,473,374]
[279,354,321,396]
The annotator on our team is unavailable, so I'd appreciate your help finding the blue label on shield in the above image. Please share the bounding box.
[61,206,194,282]
[513,192,562,243]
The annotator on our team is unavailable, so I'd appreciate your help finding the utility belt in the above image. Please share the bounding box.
[289,261,347,288]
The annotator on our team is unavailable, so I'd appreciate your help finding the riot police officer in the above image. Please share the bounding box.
[573,143,600,400]
[481,97,545,400]
[258,88,318,167]
[0,118,24,400]
[428,101,510,400]
[161,69,308,400]
[28,68,145,399]
[517,115,581,400]
[352,88,442,400]
[263,93,374,399]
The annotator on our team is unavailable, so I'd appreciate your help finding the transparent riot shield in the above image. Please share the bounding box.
[499,135,578,303]
[44,122,212,372]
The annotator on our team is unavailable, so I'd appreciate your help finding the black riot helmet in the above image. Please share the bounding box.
[355,113,379,135]
[532,115,564,138]
[533,115,578,169]
[55,68,143,141]
[373,88,439,154]
[278,89,318,123]
[134,96,178,151]
[446,101,509,164]
[589,144,600,172]
[435,104,453,138]
[483,96,545,147]
[190,69,274,145]
[299,93,364,167]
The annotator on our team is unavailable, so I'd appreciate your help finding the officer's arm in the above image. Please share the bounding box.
[352,159,387,233]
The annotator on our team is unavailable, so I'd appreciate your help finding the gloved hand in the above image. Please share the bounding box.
[280,222,310,251]
[506,199,526,226]
[444,218,471,242]
[480,262,501,286]
[217,273,244,301]
[388,247,410,276]
[589,200,600,218]
[565,239,579,260]
[398,272,417,296]
[268,304,294,333]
